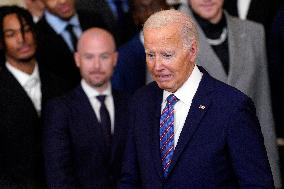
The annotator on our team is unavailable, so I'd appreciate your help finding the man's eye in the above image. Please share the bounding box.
[162,53,173,59]
[146,53,155,59]
[100,54,110,60]
[4,31,15,38]
[83,55,93,60]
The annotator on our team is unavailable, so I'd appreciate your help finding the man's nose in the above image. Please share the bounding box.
[16,31,25,43]
[93,57,101,69]
[153,56,164,71]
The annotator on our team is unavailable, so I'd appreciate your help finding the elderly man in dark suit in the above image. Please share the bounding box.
[0,6,65,189]
[36,0,107,91]
[43,27,130,189]
[118,9,273,188]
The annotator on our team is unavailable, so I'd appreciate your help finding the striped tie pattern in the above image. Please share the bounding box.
[160,94,179,177]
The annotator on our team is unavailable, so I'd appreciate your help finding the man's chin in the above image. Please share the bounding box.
[157,83,176,93]
[89,80,107,88]
[157,83,169,90]
[18,55,35,63]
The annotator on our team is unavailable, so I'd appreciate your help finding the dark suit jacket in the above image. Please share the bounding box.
[112,33,146,94]
[118,68,274,189]
[43,85,130,189]
[36,11,107,91]
[268,5,284,137]
[0,65,65,189]
[75,0,138,46]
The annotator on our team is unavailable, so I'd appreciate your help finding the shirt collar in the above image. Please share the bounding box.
[139,30,144,45]
[163,65,203,106]
[44,10,80,34]
[81,79,112,98]
[6,62,40,87]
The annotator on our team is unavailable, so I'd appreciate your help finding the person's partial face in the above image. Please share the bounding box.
[3,13,36,63]
[188,0,224,23]
[25,0,45,18]
[144,24,197,93]
[132,0,169,27]
[42,0,75,20]
[75,32,117,90]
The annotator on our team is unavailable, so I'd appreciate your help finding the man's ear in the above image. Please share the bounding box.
[188,40,198,62]
[74,52,80,68]
[113,51,118,67]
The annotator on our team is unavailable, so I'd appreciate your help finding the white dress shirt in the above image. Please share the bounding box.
[161,65,203,148]
[238,0,252,19]
[81,80,115,134]
[44,10,82,51]
[6,62,42,115]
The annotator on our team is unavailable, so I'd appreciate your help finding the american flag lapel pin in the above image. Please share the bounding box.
[199,105,206,110]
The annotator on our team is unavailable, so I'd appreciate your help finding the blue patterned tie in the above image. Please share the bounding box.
[160,94,179,177]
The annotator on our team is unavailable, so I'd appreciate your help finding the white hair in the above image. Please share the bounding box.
[143,9,199,50]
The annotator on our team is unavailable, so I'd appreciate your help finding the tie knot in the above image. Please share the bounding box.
[96,95,107,103]
[65,24,74,31]
[166,94,179,107]
[25,76,39,88]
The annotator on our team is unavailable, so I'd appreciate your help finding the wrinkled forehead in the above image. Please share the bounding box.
[144,23,181,40]
[144,25,183,49]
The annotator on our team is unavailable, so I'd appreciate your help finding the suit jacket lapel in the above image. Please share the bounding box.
[2,67,38,116]
[225,13,247,85]
[110,89,120,160]
[72,86,107,155]
[150,85,165,180]
[110,89,127,164]
[168,70,214,176]
[39,66,55,105]
[39,16,73,54]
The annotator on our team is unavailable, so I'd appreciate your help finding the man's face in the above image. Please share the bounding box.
[3,13,36,63]
[42,0,75,20]
[75,33,117,89]
[133,0,169,27]
[144,24,197,93]
[188,0,224,23]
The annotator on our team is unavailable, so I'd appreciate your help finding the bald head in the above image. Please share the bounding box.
[75,27,117,92]
[143,9,199,49]
[77,28,116,53]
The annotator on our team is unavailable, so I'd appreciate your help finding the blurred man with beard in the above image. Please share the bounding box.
[0,5,65,189]
[36,0,107,91]
[43,28,130,189]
